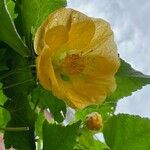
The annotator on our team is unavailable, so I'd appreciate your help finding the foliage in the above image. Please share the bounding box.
[43,121,81,150]
[0,0,29,56]
[0,83,10,128]
[31,85,66,123]
[74,129,109,150]
[103,114,150,150]
[0,0,150,149]
[109,59,150,101]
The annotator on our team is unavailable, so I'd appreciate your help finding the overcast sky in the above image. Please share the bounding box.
[67,0,150,118]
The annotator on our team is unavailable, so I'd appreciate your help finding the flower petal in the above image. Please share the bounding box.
[34,19,49,55]
[82,56,119,77]
[45,25,68,51]
[68,20,95,49]
[51,73,88,108]
[37,48,66,99]
[53,72,116,109]
[34,8,72,55]
[36,48,52,90]
[66,9,95,49]
[69,76,116,108]
[89,18,120,64]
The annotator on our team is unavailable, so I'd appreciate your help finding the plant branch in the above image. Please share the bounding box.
[0,78,34,91]
[0,127,29,132]
[0,65,36,80]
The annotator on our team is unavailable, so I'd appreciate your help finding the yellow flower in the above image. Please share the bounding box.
[34,8,120,109]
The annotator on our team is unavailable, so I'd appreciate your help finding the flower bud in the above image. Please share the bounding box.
[85,112,103,131]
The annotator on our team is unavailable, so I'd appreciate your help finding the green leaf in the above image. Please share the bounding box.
[6,0,17,19]
[4,98,36,150]
[15,0,67,46]
[35,111,45,139]
[0,0,29,56]
[103,114,150,150]
[74,129,109,150]
[31,85,66,123]
[108,59,150,101]
[43,121,81,150]
[0,108,10,128]
[0,49,36,149]
[0,83,10,128]
[1,50,34,97]
[0,47,9,71]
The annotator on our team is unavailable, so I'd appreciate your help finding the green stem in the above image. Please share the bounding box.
[0,78,33,91]
[0,104,5,109]
[0,65,36,80]
[0,127,29,132]
[33,98,40,112]
[37,139,42,150]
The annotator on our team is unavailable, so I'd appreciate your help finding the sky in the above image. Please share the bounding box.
[67,0,150,118]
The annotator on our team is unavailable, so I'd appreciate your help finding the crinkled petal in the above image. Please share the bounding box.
[34,8,72,55]
[34,19,49,55]
[45,25,68,51]
[34,8,96,55]
[82,55,119,77]
[89,18,120,64]
[69,75,116,108]
[68,20,95,49]
[34,25,68,55]
[37,48,66,99]
[36,48,52,90]
[51,73,89,108]
[37,47,65,93]
[53,77,114,109]
[52,72,116,109]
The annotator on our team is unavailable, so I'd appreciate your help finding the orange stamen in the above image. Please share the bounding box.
[61,54,85,75]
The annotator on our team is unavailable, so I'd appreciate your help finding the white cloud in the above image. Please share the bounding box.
[67,0,150,117]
